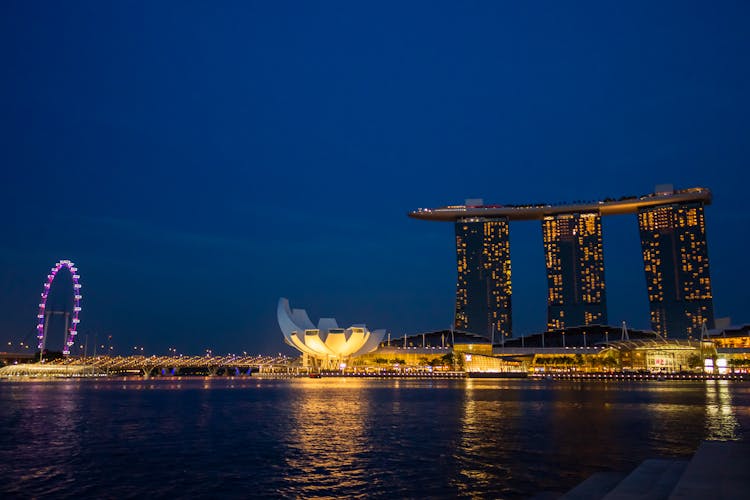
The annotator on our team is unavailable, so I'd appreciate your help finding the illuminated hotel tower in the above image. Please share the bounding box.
[638,201,714,338]
[542,212,607,330]
[454,217,511,339]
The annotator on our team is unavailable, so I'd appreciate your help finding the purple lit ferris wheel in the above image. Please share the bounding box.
[36,259,82,355]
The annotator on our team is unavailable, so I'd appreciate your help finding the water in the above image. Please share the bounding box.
[0,378,748,499]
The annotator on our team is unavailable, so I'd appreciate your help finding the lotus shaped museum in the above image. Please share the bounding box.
[277,298,386,367]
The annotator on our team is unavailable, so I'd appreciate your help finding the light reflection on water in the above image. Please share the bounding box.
[453,379,512,497]
[15,382,83,495]
[705,380,740,440]
[282,379,372,496]
[0,378,748,499]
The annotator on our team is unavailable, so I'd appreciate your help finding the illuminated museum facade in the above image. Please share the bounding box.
[277,298,386,368]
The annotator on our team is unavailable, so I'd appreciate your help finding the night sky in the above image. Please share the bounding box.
[1,1,748,355]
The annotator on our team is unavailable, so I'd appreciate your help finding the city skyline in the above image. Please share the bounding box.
[1,2,749,354]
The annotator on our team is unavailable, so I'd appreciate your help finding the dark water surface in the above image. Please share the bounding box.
[1,378,748,499]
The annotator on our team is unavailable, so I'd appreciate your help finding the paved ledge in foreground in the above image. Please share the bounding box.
[669,441,750,499]
[549,440,750,500]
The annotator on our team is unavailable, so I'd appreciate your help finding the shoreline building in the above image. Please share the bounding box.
[409,186,715,340]
[638,190,714,338]
[454,216,512,339]
[277,298,386,369]
[542,212,606,330]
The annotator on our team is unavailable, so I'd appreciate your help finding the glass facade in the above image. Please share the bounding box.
[542,212,607,330]
[454,217,511,340]
[638,202,714,338]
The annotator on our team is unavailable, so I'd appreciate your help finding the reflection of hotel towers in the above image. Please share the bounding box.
[638,202,714,338]
[455,218,511,339]
[543,213,606,330]
[411,186,715,339]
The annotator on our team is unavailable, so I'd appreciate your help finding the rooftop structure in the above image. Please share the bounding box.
[409,187,711,222]
[379,329,492,349]
[501,324,659,349]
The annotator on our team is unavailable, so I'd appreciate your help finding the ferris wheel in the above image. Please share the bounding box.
[36,259,82,355]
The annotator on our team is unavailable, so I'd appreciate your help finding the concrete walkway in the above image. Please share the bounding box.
[557,441,750,500]
[669,441,749,499]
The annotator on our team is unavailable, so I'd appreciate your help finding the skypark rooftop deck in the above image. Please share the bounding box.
[409,187,711,221]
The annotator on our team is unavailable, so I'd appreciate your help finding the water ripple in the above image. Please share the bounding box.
[0,378,747,498]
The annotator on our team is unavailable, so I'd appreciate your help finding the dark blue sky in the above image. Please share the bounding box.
[1,1,748,354]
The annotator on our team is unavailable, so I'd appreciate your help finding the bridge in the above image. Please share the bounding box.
[0,354,295,378]
[0,259,298,379]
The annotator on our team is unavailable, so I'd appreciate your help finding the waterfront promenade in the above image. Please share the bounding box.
[559,440,750,499]
[2,356,748,382]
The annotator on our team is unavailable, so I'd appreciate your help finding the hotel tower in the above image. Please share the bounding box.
[542,212,607,330]
[637,200,714,338]
[454,217,512,340]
